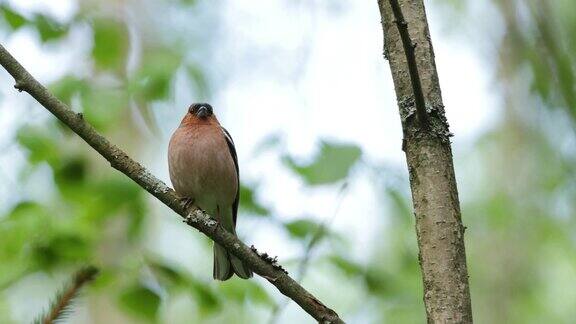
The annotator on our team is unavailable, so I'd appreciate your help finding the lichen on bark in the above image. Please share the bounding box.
[377,0,473,323]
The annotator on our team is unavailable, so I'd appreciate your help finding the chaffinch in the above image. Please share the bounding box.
[168,103,253,280]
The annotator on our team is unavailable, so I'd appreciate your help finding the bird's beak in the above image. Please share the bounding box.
[196,106,209,118]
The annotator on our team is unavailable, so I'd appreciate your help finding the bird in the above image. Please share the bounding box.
[168,103,253,280]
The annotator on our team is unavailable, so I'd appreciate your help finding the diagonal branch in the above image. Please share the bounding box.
[0,44,344,324]
[387,0,428,128]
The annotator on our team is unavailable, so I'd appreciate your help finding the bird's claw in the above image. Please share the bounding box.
[179,197,195,210]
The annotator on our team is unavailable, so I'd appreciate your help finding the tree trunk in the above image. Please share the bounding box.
[377,1,473,323]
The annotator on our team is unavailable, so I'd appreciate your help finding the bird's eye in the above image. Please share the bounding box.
[187,103,213,116]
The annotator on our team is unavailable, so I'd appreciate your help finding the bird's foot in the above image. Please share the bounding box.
[179,197,195,210]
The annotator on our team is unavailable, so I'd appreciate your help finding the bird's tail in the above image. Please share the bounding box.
[213,243,253,280]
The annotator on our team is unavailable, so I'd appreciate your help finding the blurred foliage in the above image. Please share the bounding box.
[284,218,324,240]
[400,0,576,323]
[0,1,362,322]
[91,18,128,73]
[239,184,270,217]
[494,0,576,122]
[118,284,161,320]
[0,0,220,322]
[0,5,70,42]
[283,141,361,186]
[1,0,575,323]
[0,5,25,30]
[33,266,99,324]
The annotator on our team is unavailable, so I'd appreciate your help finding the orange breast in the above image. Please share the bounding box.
[168,124,238,210]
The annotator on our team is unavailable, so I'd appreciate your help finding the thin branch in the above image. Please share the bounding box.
[0,44,343,324]
[35,266,99,324]
[387,0,428,128]
[268,183,348,324]
[295,183,347,282]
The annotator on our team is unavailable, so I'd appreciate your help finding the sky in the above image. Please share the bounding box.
[0,0,498,322]
[210,0,498,260]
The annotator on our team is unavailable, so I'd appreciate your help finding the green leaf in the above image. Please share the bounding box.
[239,184,270,217]
[0,202,51,287]
[329,255,364,277]
[149,262,185,286]
[81,85,129,130]
[34,15,68,42]
[130,49,181,101]
[0,202,93,281]
[96,177,142,209]
[73,175,143,224]
[283,141,361,185]
[219,279,273,307]
[138,73,172,101]
[17,126,60,166]
[126,201,146,240]
[284,218,324,240]
[253,134,283,156]
[188,279,220,312]
[148,260,221,313]
[1,5,27,30]
[48,76,87,106]
[54,157,87,188]
[363,267,389,295]
[91,18,128,71]
[179,0,198,5]
[32,233,91,268]
[244,281,273,306]
[118,285,160,320]
[6,201,45,221]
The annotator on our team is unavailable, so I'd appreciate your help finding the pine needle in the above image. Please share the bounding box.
[34,266,99,324]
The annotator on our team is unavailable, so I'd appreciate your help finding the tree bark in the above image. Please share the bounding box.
[0,44,344,324]
[377,1,473,323]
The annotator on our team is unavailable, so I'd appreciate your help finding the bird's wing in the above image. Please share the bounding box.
[221,126,239,226]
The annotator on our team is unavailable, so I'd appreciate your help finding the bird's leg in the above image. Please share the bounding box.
[179,197,195,210]
[213,206,222,228]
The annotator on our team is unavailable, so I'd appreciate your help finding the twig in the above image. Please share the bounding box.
[34,266,99,324]
[0,44,344,324]
[387,0,428,128]
[268,183,348,324]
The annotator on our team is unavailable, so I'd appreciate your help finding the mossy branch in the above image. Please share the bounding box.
[0,43,344,324]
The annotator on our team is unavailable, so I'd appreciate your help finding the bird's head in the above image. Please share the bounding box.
[189,103,213,119]
[180,103,218,127]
